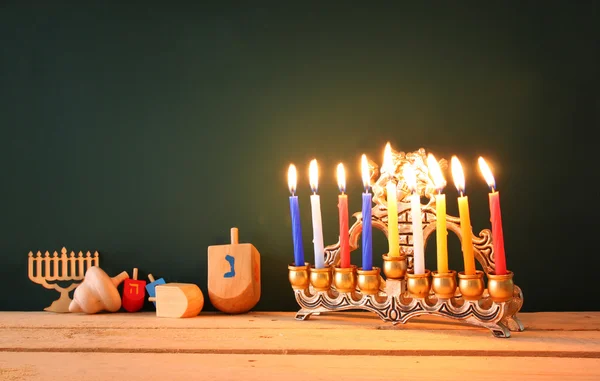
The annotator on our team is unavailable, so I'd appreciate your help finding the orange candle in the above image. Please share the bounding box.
[478,157,507,275]
[451,156,476,275]
[337,163,350,268]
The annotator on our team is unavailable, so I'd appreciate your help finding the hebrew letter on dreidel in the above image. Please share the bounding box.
[122,268,146,312]
[208,227,261,314]
[224,255,236,278]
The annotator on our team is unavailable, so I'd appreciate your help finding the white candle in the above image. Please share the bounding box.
[405,165,425,274]
[309,159,325,269]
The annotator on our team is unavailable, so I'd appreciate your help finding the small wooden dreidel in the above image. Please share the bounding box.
[69,267,129,314]
[208,227,261,314]
[145,273,166,307]
[122,268,146,312]
[149,283,204,318]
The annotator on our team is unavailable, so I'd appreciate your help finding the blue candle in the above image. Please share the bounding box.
[361,155,373,270]
[288,164,305,266]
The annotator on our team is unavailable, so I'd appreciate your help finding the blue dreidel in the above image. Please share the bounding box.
[145,274,166,307]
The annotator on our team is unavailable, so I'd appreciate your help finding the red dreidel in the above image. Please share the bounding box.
[122,268,146,312]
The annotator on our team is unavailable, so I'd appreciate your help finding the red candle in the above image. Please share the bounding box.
[337,163,350,268]
[478,157,507,275]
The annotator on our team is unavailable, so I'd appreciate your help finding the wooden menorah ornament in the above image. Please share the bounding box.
[69,267,129,314]
[145,273,166,307]
[208,227,261,314]
[122,268,146,312]
[28,247,100,313]
[149,283,204,318]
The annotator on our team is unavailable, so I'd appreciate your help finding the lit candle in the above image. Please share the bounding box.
[404,165,425,274]
[309,159,325,269]
[383,143,400,257]
[361,155,373,271]
[337,163,350,268]
[451,156,476,275]
[478,157,507,275]
[427,154,449,274]
[288,164,305,266]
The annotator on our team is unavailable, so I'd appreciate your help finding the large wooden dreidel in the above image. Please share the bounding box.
[208,227,261,314]
[122,268,146,312]
[145,273,166,307]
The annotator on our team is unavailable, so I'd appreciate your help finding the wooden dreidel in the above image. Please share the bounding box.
[145,273,166,307]
[149,283,204,318]
[69,267,129,314]
[122,268,146,312]
[208,227,261,314]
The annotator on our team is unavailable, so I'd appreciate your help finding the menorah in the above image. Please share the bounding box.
[28,247,100,312]
[288,148,524,338]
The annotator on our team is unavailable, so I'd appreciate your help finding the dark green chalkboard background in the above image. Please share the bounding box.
[1,3,597,312]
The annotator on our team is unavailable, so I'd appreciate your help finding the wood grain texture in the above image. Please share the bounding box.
[1,353,599,381]
[0,312,599,380]
[1,311,598,330]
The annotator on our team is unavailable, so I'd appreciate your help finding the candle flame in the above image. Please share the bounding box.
[382,142,393,174]
[309,159,319,193]
[478,157,496,191]
[288,164,297,195]
[404,164,417,193]
[451,156,466,195]
[337,163,346,193]
[427,154,446,191]
[361,154,370,191]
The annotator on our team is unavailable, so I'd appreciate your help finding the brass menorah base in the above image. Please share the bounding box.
[289,259,524,338]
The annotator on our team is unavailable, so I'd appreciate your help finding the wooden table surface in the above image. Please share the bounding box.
[1,311,599,380]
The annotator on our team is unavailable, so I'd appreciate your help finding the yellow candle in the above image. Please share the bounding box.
[451,156,476,275]
[427,154,448,274]
[383,143,399,256]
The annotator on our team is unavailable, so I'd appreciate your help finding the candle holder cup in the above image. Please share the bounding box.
[309,265,333,292]
[356,267,381,295]
[287,148,524,338]
[458,270,485,301]
[487,271,514,303]
[333,265,357,293]
[431,270,457,299]
[288,263,310,290]
[382,254,407,280]
[406,269,431,298]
